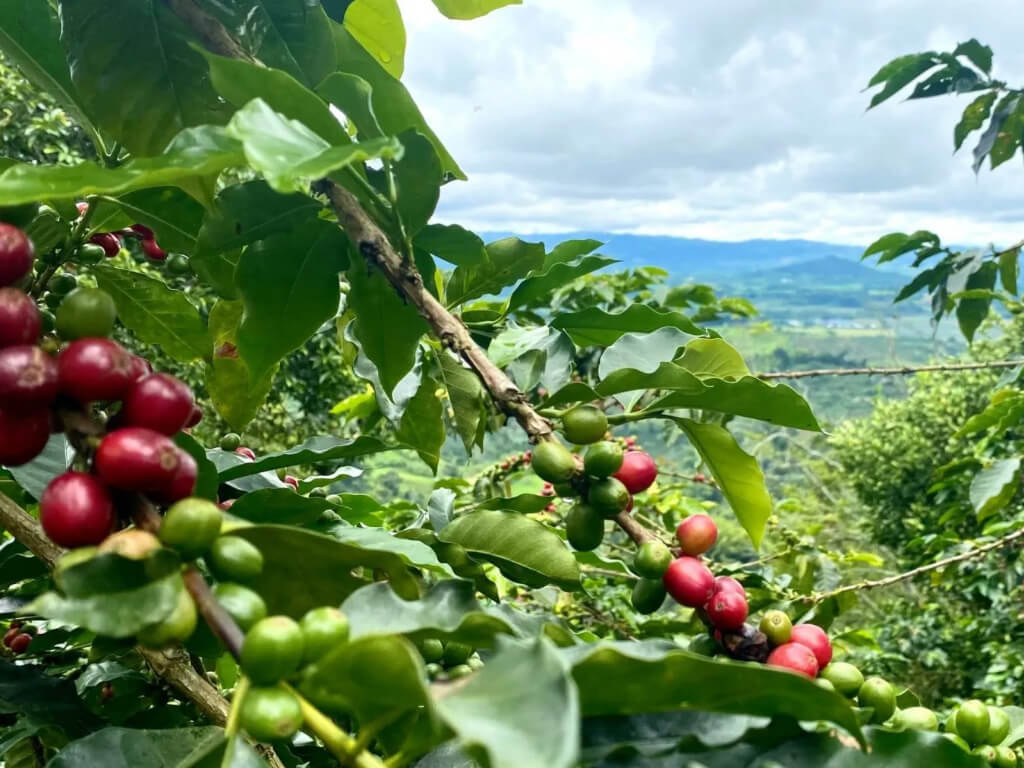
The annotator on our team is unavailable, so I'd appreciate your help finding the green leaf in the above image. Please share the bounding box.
[675,337,751,378]
[954,91,997,151]
[394,131,442,235]
[75,662,154,723]
[174,433,219,501]
[203,53,349,146]
[446,237,546,307]
[508,254,617,311]
[48,727,225,768]
[205,300,276,431]
[345,0,406,78]
[59,0,230,156]
[227,489,332,526]
[0,126,243,205]
[333,23,464,179]
[430,0,522,19]
[341,579,573,646]
[564,641,862,744]
[225,98,403,194]
[954,38,994,74]
[999,246,1020,295]
[93,265,209,363]
[437,350,487,453]
[440,510,581,590]
[416,224,487,266]
[474,494,552,514]
[671,419,772,549]
[543,238,604,270]
[97,187,205,255]
[236,220,347,379]
[7,434,71,500]
[397,376,445,472]
[230,524,445,615]
[0,0,100,148]
[0,659,99,734]
[552,305,704,347]
[317,72,382,140]
[955,260,997,342]
[598,328,692,382]
[347,247,429,396]
[435,637,578,768]
[218,435,394,481]
[866,53,939,108]
[300,635,429,724]
[970,457,1021,520]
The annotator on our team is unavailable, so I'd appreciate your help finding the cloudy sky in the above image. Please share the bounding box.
[400,1,1024,246]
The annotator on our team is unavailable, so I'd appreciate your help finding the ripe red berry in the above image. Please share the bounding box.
[705,589,748,631]
[159,448,198,503]
[789,624,832,669]
[0,406,50,466]
[58,338,135,403]
[129,224,154,239]
[613,450,658,493]
[523,451,532,463]
[127,355,152,381]
[121,373,194,435]
[235,446,256,460]
[766,642,819,678]
[0,345,57,406]
[185,404,202,428]
[0,288,41,348]
[89,232,122,258]
[283,475,299,489]
[8,633,31,654]
[219,499,236,510]
[141,239,167,261]
[676,514,718,556]
[0,224,34,287]
[3,627,18,647]
[662,556,715,608]
[40,472,115,548]
[95,427,183,494]
[712,576,746,597]
[694,473,706,483]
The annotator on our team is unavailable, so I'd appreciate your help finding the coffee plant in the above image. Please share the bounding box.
[0,3,1020,766]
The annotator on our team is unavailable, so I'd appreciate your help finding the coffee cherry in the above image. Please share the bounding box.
[565,503,604,551]
[130,224,155,239]
[185,404,202,428]
[662,556,714,608]
[89,233,121,259]
[0,406,50,466]
[299,606,350,664]
[283,475,299,490]
[55,287,117,340]
[3,627,18,647]
[234,446,256,461]
[141,239,167,260]
[241,616,304,685]
[443,641,473,666]
[819,661,863,697]
[49,274,77,295]
[39,309,55,334]
[121,373,194,435]
[166,253,191,275]
[160,497,222,558]
[583,441,624,479]
[815,678,835,692]
[987,706,1011,745]
[758,610,792,646]
[766,642,819,678]
[706,589,748,631]
[40,472,115,548]
[239,685,303,742]
[219,433,242,451]
[207,536,264,582]
[531,441,575,483]
[633,540,672,578]
[0,224,34,287]
[712,576,745,596]
[448,664,473,679]
[893,706,939,731]
[0,345,57,406]
[467,655,484,671]
[0,287,41,348]
[43,292,63,310]
[994,746,1018,768]
[9,633,31,654]
[417,638,444,663]
[676,514,718,556]
[789,624,832,669]
[972,745,998,762]
[613,450,658,493]
[858,677,897,724]
[561,405,608,445]
[127,355,152,381]
[95,427,183,494]
[57,338,135,402]
[77,243,107,264]
[212,583,267,631]
[98,529,162,560]
[137,587,197,648]
[588,477,631,517]
[161,449,198,503]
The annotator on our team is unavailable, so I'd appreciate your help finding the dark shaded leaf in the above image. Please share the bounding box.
[446,238,546,307]
[218,435,394,481]
[416,224,487,266]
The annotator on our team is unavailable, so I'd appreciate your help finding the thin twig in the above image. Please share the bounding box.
[758,360,1024,380]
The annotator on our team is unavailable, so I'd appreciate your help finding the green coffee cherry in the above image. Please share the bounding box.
[561,405,608,444]
[211,583,267,631]
[447,664,473,679]
[239,685,303,742]
[956,700,991,746]
[299,606,349,664]
[819,662,863,697]
[160,498,222,558]
[443,641,473,666]
[633,540,672,578]
[240,616,304,685]
[588,477,631,517]
[532,442,576,483]
[858,677,896,724]
[56,287,117,340]
[219,433,242,451]
[418,638,444,663]
[137,587,197,649]
[566,504,604,551]
[987,706,1011,745]
[207,536,264,583]
[631,578,666,615]
[584,441,623,478]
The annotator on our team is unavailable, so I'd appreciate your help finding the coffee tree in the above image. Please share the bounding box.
[0,3,1018,766]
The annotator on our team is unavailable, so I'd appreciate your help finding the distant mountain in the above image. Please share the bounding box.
[747,255,905,290]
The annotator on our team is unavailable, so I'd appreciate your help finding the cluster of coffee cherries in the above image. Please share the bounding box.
[2,621,35,655]
[416,637,484,681]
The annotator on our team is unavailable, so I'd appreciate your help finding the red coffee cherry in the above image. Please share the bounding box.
[283,475,299,490]
[676,514,718,556]
[127,355,152,381]
[8,633,31,654]
[121,373,194,436]
[712,576,746,597]
[613,450,658,493]
[0,345,58,406]
[234,446,256,460]
[705,589,748,631]
[3,627,18,647]
[129,224,155,239]
[0,288,41,349]
[40,472,115,548]
[89,232,122,258]
[0,224,35,287]
[95,427,183,494]
[141,239,167,261]
[58,338,135,403]
[158,449,198,503]
[662,556,715,608]
[789,624,833,669]
[767,642,819,678]
[185,404,202,428]
[0,406,50,466]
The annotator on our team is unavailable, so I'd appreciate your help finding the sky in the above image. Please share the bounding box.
[400,0,1024,246]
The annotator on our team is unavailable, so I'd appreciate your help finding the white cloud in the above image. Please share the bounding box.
[401,0,1024,246]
